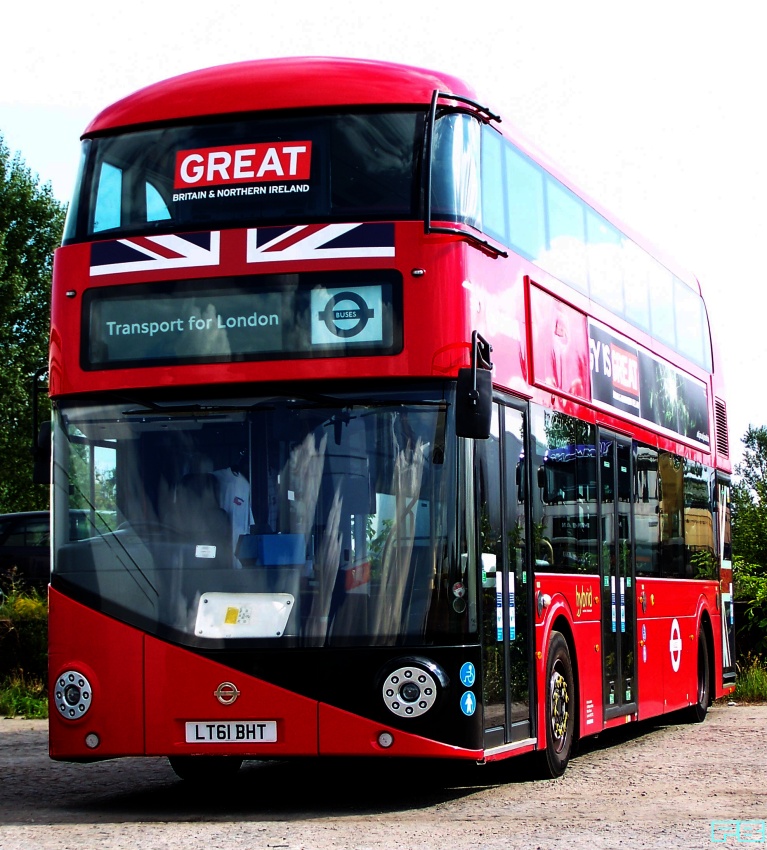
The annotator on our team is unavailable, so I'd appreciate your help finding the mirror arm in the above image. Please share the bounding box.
[469,330,493,405]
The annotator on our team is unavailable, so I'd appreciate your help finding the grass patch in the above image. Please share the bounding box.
[734,655,767,703]
[0,673,47,718]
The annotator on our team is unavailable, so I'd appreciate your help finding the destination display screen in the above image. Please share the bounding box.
[82,270,401,369]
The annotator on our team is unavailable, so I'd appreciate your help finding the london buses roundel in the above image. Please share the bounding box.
[669,618,682,673]
[318,291,375,338]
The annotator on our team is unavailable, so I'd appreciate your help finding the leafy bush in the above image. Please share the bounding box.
[0,579,48,717]
[0,579,48,685]
[733,557,767,660]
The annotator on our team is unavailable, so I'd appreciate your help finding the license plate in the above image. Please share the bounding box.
[185,721,277,743]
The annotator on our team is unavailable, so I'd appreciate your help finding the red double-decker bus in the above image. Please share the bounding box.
[45,57,736,780]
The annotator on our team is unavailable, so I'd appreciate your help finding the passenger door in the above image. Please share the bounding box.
[599,431,637,718]
[478,401,533,748]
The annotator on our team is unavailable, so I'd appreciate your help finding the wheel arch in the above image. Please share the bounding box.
[538,609,580,749]
[698,608,715,708]
[550,613,579,742]
[535,613,579,777]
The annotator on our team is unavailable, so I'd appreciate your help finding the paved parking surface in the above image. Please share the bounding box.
[0,705,764,849]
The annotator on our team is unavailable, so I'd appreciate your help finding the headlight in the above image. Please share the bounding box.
[380,657,448,719]
[54,670,93,719]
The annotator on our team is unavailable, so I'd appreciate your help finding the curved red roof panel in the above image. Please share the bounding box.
[84,56,478,135]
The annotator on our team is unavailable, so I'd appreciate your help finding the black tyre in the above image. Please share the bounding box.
[688,630,710,723]
[168,755,243,782]
[539,630,575,778]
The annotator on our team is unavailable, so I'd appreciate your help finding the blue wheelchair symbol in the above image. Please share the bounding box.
[460,691,476,716]
[459,662,476,687]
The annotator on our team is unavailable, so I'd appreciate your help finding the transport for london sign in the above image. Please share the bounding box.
[83,272,400,369]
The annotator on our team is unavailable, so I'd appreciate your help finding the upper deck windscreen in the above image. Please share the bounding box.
[63,111,425,243]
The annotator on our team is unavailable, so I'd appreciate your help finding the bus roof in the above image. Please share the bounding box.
[84,56,478,135]
[81,55,701,294]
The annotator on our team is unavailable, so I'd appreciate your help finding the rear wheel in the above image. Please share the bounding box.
[168,755,243,782]
[538,630,575,778]
[688,630,710,723]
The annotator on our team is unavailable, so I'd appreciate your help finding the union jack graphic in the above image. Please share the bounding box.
[247,223,394,264]
[90,232,221,277]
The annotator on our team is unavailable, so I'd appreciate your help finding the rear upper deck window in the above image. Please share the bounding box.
[63,111,425,243]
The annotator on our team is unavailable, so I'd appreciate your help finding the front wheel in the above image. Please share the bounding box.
[538,630,576,778]
[168,755,243,782]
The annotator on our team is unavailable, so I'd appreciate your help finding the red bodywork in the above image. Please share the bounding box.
[84,58,478,135]
[532,573,726,743]
[48,589,481,761]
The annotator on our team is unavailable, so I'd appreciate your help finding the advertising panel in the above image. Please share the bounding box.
[530,286,590,399]
[589,321,710,447]
[174,141,312,191]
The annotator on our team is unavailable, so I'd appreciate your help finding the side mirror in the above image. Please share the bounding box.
[33,421,51,485]
[455,367,492,439]
[455,331,493,440]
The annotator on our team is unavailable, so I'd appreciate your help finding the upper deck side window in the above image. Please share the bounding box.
[472,120,713,374]
[63,110,426,244]
[430,111,481,229]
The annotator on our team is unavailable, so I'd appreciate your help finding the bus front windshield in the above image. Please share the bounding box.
[52,387,468,647]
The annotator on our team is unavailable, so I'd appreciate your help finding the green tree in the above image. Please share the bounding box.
[0,134,66,512]
[732,426,767,570]
[731,426,767,659]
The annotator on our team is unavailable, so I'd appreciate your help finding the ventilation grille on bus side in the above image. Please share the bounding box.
[715,398,729,458]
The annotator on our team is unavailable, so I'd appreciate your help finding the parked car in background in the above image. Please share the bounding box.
[0,511,51,591]
[0,510,110,592]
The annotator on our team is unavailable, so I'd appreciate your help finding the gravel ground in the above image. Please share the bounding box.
[0,703,764,849]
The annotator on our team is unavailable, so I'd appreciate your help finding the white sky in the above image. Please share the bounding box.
[1,0,764,470]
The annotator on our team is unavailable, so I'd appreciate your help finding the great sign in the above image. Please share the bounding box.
[174,142,312,188]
